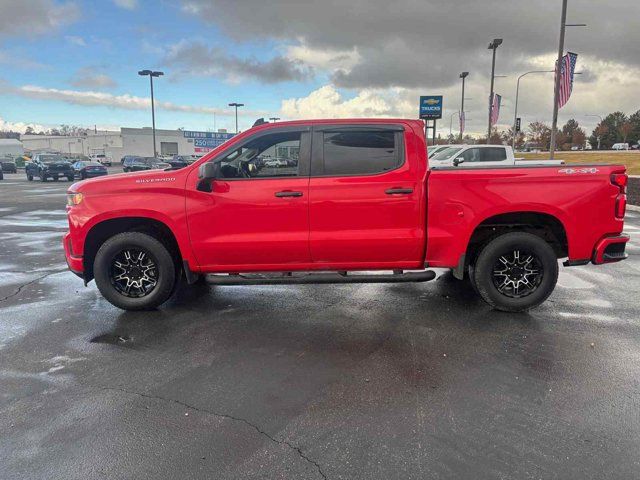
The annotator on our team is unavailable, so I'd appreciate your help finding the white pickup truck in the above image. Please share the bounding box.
[429,144,564,168]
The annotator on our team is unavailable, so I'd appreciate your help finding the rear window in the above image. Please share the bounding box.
[322,130,399,175]
[40,155,64,163]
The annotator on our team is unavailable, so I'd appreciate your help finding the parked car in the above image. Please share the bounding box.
[0,163,3,180]
[429,145,564,168]
[165,156,190,170]
[264,158,288,168]
[64,119,629,312]
[26,153,74,182]
[0,157,17,173]
[427,145,459,159]
[121,155,141,165]
[90,153,112,166]
[72,160,108,179]
[122,156,170,172]
[612,143,629,151]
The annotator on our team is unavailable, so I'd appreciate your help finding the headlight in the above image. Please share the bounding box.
[66,192,84,206]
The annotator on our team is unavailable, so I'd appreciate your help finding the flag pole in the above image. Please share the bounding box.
[550,0,568,159]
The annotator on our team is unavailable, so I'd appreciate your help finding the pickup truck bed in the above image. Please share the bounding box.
[64,118,629,313]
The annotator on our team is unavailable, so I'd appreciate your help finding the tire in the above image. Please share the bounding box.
[473,232,558,312]
[94,232,177,310]
[27,174,33,181]
[40,173,47,182]
[53,175,59,181]
[68,175,74,181]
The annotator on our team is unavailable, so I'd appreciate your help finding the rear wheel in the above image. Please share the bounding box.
[67,175,74,181]
[473,232,558,312]
[27,174,33,181]
[94,232,176,310]
[40,173,47,182]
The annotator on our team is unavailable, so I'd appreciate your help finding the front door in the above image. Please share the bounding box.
[308,124,426,267]
[186,127,312,270]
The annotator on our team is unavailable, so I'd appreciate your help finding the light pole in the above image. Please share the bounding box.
[228,102,244,133]
[512,70,554,149]
[269,117,280,123]
[487,38,503,140]
[550,0,586,158]
[138,70,164,157]
[586,114,603,150]
[459,72,468,141]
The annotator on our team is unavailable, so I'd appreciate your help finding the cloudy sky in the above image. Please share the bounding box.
[0,0,638,135]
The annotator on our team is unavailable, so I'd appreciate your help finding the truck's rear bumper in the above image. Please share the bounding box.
[592,234,630,264]
[63,231,84,277]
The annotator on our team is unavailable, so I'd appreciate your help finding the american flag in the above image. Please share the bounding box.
[490,93,501,127]
[459,111,465,135]
[556,52,578,109]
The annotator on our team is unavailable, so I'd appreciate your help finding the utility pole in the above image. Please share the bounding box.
[487,39,503,141]
[459,72,468,142]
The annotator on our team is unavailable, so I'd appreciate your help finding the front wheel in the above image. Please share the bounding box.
[40,173,47,182]
[94,232,177,310]
[473,232,558,312]
[27,174,33,181]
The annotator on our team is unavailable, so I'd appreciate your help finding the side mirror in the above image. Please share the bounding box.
[453,157,465,167]
[197,162,221,192]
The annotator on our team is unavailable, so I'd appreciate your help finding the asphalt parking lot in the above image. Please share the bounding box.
[1,169,639,480]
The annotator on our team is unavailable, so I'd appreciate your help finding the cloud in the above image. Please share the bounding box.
[0,50,48,69]
[113,0,137,9]
[0,0,80,38]
[70,67,118,89]
[65,35,86,47]
[281,85,403,119]
[164,40,312,84]
[2,80,265,117]
[0,116,48,134]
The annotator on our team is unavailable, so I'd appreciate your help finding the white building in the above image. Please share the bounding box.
[20,127,233,160]
[0,138,24,157]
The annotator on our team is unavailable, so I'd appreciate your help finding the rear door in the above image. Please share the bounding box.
[308,124,426,267]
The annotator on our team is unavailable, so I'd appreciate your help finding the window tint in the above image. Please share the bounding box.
[322,130,398,175]
[461,148,481,162]
[432,147,461,161]
[217,131,301,179]
[462,147,507,163]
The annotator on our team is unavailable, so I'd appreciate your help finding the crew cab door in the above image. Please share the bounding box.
[308,124,426,266]
[186,126,312,269]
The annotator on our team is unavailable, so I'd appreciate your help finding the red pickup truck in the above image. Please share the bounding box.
[63,119,629,312]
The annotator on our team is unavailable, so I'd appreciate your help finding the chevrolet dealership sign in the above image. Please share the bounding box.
[419,96,443,120]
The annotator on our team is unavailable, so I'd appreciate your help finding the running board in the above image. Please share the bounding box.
[204,270,436,286]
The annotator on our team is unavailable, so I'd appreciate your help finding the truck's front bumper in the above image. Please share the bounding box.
[592,234,630,264]
[63,231,84,278]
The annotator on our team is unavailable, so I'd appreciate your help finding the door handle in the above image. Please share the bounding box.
[275,191,303,198]
[385,188,413,195]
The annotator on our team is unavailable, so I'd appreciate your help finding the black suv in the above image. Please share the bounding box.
[26,154,74,182]
[0,158,17,174]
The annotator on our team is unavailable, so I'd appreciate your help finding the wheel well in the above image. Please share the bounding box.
[466,212,568,268]
[83,217,181,282]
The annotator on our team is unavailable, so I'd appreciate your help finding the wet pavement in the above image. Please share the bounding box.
[1,170,639,479]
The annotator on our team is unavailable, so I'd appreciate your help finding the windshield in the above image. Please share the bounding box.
[143,157,163,165]
[40,155,65,164]
[432,148,462,161]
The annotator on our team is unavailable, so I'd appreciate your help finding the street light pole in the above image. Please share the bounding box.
[459,72,468,142]
[512,70,554,149]
[449,111,459,140]
[549,0,586,158]
[487,39,503,141]
[228,102,244,133]
[138,69,164,157]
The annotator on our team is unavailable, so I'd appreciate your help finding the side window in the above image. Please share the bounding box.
[217,131,301,179]
[461,148,481,163]
[481,147,507,162]
[322,130,399,175]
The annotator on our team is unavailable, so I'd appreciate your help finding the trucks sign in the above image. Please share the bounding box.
[419,96,443,120]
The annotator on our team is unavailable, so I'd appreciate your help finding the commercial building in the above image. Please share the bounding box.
[0,138,24,157]
[20,127,234,159]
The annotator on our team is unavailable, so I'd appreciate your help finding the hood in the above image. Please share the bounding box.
[70,167,190,193]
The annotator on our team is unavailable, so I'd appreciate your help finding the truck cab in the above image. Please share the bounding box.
[430,144,564,168]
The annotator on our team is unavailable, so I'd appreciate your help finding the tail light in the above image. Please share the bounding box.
[611,173,627,219]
